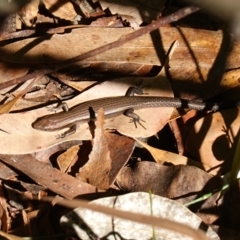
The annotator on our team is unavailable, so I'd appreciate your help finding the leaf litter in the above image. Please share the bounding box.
[0,1,240,239]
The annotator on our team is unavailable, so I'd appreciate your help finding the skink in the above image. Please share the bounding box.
[32,95,228,138]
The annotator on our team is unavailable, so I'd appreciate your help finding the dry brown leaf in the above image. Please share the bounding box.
[2,26,240,98]
[0,27,162,65]
[117,163,223,226]
[92,0,165,25]
[133,137,218,174]
[18,0,39,27]
[0,183,10,232]
[105,132,135,186]
[117,161,221,205]
[0,27,234,71]
[78,108,112,189]
[34,140,82,163]
[185,107,240,174]
[78,131,135,189]
[57,145,80,172]
[43,0,77,21]
[0,154,98,199]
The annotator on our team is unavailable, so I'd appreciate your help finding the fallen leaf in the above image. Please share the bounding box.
[57,145,80,173]
[0,27,163,65]
[2,26,240,99]
[117,161,221,205]
[78,108,112,189]
[0,183,10,232]
[43,0,76,21]
[169,68,240,100]
[185,107,240,174]
[0,26,235,71]
[133,137,218,174]
[0,154,99,199]
[35,140,83,165]
[18,0,39,27]
[105,132,135,186]
[60,192,219,240]
[78,113,135,189]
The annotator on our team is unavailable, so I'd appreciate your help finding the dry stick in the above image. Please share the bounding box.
[0,6,199,90]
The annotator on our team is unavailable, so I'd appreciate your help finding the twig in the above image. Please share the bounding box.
[0,6,199,90]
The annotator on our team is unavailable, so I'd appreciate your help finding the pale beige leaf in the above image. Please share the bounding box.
[18,0,39,27]
[60,192,219,240]
[0,27,162,65]
[43,0,77,21]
